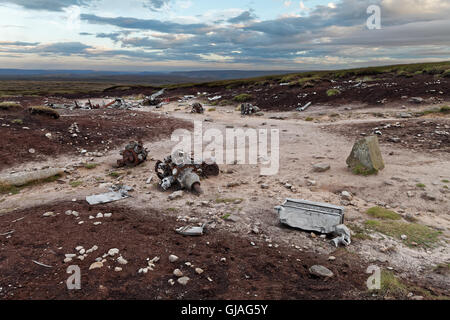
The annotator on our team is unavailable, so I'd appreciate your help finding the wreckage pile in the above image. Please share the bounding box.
[117,141,148,168]
[240,103,261,115]
[191,102,204,114]
[155,150,219,194]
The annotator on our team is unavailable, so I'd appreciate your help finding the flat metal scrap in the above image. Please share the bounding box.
[275,199,351,246]
[86,185,133,205]
[176,224,206,236]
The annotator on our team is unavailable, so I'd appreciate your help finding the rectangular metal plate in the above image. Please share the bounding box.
[275,199,344,234]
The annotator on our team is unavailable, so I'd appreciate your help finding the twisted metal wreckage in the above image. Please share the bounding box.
[155,150,220,194]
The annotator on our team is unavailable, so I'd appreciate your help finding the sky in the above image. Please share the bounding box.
[0,0,449,71]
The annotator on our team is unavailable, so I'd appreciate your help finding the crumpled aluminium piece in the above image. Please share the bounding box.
[331,224,352,247]
[86,185,132,205]
[176,224,206,236]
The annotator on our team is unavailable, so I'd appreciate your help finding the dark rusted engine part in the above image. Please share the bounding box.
[117,141,148,167]
[155,152,219,193]
[191,102,204,114]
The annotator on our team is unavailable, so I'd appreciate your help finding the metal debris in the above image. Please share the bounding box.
[331,224,352,247]
[32,260,53,268]
[240,103,261,115]
[155,150,219,194]
[116,141,148,167]
[275,199,345,234]
[296,102,312,112]
[86,185,132,205]
[191,102,204,114]
[176,224,206,236]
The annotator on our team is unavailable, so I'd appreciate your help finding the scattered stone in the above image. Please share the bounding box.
[65,254,76,259]
[114,267,122,272]
[401,234,408,240]
[177,277,190,286]
[108,248,120,256]
[168,279,175,286]
[96,213,103,218]
[421,193,437,201]
[89,262,103,270]
[195,268,204,275]
[328,256,336,261]
[173,269,184,277]
[64,258,73,263]
[104,213,112,218]
[117,256,128,265]
[168,191,184,200]
[341,191,352,201]
[309,265,334,278]
[313,163,331,173]
[169,255,179,263]
[43,212,56,217]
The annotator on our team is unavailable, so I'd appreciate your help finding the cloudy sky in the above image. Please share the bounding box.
[0,0,449,71]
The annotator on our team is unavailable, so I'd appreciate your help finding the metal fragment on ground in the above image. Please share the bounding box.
[86,185,132,205]
[176,224,206,236]
[275,199,345,234]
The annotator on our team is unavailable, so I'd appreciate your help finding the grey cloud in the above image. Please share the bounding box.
[144,0,171,11]
[81,14,210,34]
[228,10,256,23]
[0,0,87,11]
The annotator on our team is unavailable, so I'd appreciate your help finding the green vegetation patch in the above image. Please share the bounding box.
[326,89,341,97]
[215,198,243,204]
[28,106,60,119]
[416,183,426,189]
[70,181,83,188]
[366,207,401,220]
[233,94,253,102]
[365,220,442,248]
[351,164,378,176]
[0,174,62,195]
[84,163,99,170]
[0,101,21,110]
[11,119,23,125]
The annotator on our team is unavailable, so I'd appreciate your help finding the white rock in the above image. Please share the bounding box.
[65,254,76,258]
[93,222,102,226]
[77,256,85,261]
[108,248,120,256]
[89,215,95,220]
[75,246,83,251]
[341,191,353,201]
[96,213,103,218]
[65,210,73,216]
[79,249,86,255]
[177,277,190,286]
[168,279,175,286]
[117,256,128,265]
[89,262,103,270]
[195,268,204,275]
[104,213,112,218]
[401,234,408,240]
[64,258,73,263]
[71,211,79,217]
[115,267,122,272]
[173,269,184,277]
[169,255,179,263]
[168,191,184,200]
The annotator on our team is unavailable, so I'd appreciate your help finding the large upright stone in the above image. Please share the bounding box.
[346,136,384,175]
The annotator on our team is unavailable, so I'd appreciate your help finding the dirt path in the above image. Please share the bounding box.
[1,101,449,298]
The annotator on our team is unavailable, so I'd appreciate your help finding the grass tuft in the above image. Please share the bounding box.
[366,207,401,220]
[364,220,441,248]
